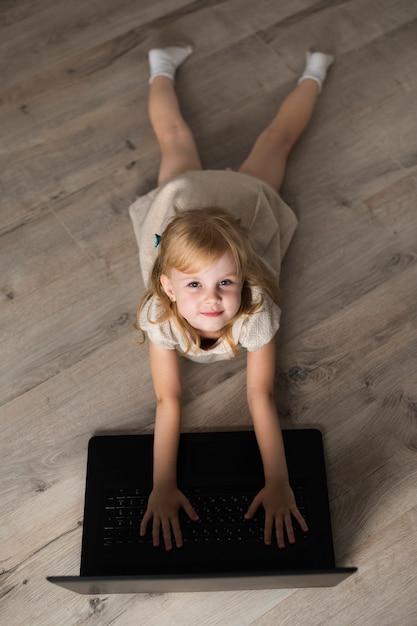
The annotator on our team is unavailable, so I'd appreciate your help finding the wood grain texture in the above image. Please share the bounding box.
[1,0,417,624]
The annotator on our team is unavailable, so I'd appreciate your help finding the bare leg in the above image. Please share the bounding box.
[238,78,320,192]
[149,76,202,185]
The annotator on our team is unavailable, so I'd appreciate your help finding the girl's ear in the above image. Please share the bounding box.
[160,274,176,302]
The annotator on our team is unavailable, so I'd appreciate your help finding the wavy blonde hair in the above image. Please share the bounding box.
[136,207,280,356]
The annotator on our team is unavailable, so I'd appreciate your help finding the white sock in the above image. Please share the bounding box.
[148,45,193,84]
[298,51,334,93]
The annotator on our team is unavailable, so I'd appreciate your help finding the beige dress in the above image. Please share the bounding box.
[129,170,298,361]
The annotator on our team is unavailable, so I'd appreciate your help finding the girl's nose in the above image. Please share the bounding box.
[205,286,221,302]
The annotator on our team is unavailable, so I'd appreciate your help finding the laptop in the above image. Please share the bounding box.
[48,429,356,594]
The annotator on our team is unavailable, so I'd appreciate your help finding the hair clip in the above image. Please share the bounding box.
[154,233,162,248]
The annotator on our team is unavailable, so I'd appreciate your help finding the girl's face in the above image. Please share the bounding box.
[160,251,243,338]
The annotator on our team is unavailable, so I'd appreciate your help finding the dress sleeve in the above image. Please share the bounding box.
[139,297,178,350]
[239,294,281,352]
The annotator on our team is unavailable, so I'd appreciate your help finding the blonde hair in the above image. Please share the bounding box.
[136,207,280,355]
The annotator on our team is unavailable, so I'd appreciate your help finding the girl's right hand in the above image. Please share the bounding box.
[140,485,199,550]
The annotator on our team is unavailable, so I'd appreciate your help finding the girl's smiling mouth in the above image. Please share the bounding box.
[201,311,223,317]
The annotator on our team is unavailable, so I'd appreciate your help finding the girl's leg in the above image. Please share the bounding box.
[148,47,202,185]
[239,52,333,192]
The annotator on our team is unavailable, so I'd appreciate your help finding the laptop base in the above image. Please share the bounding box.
[48,568,357,594]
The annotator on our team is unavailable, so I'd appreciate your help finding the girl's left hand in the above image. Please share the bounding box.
[244,480,308,548]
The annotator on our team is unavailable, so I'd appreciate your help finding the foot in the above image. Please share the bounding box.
[298,51,334,92]
[148,45,193,84]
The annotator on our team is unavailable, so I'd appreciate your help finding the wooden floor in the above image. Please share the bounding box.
[1,0,417,623]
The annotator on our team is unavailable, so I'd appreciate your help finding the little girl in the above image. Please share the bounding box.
[129,45,333,551]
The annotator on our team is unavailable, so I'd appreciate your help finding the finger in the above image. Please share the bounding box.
[275,516,285,549]
[293,507,309,532]
[171,517,184,548]
[161,518,173,551]
[263,515,273,546]
[284,513,295,544]
[151,517,161,548]
[244,495,261,520]
[181,496,199,521]
[140,510,151,536]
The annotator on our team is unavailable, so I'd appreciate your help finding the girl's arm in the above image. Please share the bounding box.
[140,341,198,550]
[245,339,308,547]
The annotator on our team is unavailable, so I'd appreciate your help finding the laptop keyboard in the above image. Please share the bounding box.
[103,487,308,547]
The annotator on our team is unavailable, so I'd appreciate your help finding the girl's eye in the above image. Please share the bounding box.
[188,281,200,288]
[219,279,232,286]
